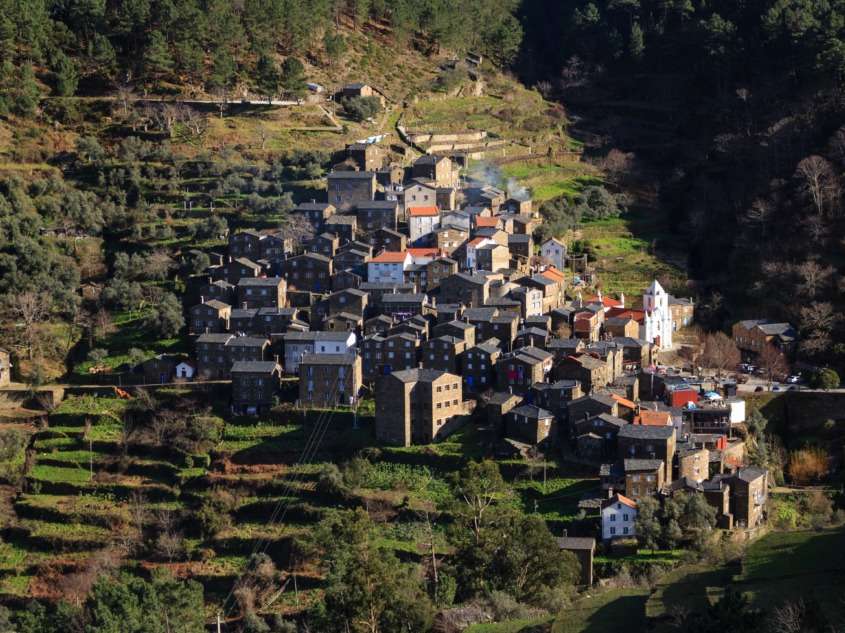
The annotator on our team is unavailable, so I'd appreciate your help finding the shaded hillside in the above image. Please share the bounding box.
[516,0,845,372]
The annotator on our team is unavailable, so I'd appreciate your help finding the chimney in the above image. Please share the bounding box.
[200,296,205,304]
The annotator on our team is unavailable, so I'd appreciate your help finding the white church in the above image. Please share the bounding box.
[642,280,673,350]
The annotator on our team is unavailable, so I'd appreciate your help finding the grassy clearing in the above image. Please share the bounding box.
[552,588,649,633]
[737,528,845,621]
[466,618,553,633]
[502,163,601,202]
[575,210,686,299]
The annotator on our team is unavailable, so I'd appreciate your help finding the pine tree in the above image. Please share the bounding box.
[629,22,645,62]
[255,54,280,102]
[54,53,79,97]
[145,30,173,80]
[281,56,307,97]
[209,48,236,90]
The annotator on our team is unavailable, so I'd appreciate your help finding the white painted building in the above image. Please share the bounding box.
[408,206,440,242]
[642,280,674,350]
[465,237,495,271]
[367,251,412,284]
[601,493,638,541]
[283,331,357,374]
[540,238,567,271]
[175,361,195,380]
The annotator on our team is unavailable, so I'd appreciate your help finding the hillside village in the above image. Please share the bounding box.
[21,83,803,569]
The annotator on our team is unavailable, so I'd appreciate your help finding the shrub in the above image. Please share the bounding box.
[342,96,381,121]
[788,447,829,484]
[88,348,108,363]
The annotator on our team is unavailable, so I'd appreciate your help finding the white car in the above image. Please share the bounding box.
[786,375,801,384]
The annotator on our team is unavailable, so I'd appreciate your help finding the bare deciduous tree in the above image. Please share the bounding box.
[6,292,51,360]
[795,155,839,216]
[794,260,834,299]
[700,332,740,380]
[759,344,788,388]
[278,212,315,243]
[744,198,773,239]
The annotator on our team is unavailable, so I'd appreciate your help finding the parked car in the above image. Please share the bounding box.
[754,386,764,392]
[772,385,782,392]
[786,375,801,384]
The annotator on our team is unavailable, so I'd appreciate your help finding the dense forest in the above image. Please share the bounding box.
[518,0,845,372]
[0,0,521,107]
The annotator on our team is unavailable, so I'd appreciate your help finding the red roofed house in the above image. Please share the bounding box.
[583,291,625,312]
[407,247,442,265]
[602,493,638,541]
[367,251,412,284]
[635,409,673,426]
[408,206,440,242]
[465,236,495,270]
[475,215,501,230]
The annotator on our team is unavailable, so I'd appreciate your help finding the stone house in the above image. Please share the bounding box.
[279,252,332,293]
[475,243,510,273]
[356,200,398,233]
[225,257,263,285]
[426,256,459,290]
[555,354,610,393]
[507,233,533,265]
[229,308,258,334]
[434,226,468,256]
[461,338,501,393]
[228,230,263,259]
[370,227,407,253]
[514,327,548,350]
[433,320,476,347]
[439,272,490,307]
[346,142,384,172]
[617,424,676,484]
[254,308,300,336]
[506,404,556,446]
[730,466,768,528]
[375,369,468,446]
[573,309,604,342]
[569,394,619,428]
[605,317,639,339]
[237,277,286,310]
[732,320,797,361]
[324,214,358,244]
[422,335,468,374]
[496,346,553,395]
[531,380,583,421]
[190,299,231,335]
[342,82,383,104]
[325,312,362,332]
[404,180,438,213]
[669,296,695,330]
[412,155,456,187]
[195,333,234,379]
[557,537,595,586]
[624,458,665,499]
[299,353,362,407]
[294,202,336,233]
[364,315,394,337]
[327,171,376,210]
[381,293,432,319]
[677,445,710,483]
[231,361,282,415]
[198,279,236,305]
[308,233,340,258]
[362,333,419,382]
[333,247,370,272]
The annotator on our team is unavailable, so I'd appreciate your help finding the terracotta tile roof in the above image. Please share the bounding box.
[541,267,566,283]
[636,410,672,426]
[467,237,488,247]
[370,251,409,263]
[407,247,441,258]
[604,493,638,509]
[585,295,623,308]
[408,206,439,217]
[607,308,645,322]
[611,394,638,410]
[475,216,500,227]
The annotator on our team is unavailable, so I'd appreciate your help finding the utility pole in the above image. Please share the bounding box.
[543,459,547,495]
[216,612,222,633]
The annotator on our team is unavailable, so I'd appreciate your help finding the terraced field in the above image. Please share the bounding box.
[0,394,600,616]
